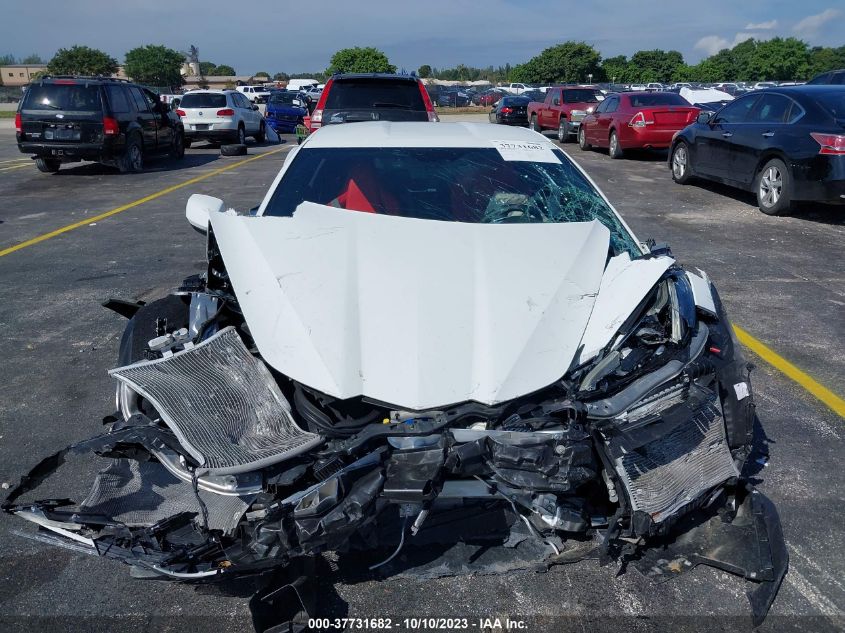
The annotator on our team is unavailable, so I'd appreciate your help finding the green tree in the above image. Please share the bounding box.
[124,45,184,87]
[0,54,17,65]
[326,47,396,74]
[22,54,44,64]
[808,45,845,77]
[747,37,810,81]
[199,61,217,76]
[417,64,432,78]
[214,64,236,76]
[254,71,270,78]
[626,49,684,83]
[273,72,290,81]
[47,45,118,76]
[508,42,602,84]
[601,55,628,83]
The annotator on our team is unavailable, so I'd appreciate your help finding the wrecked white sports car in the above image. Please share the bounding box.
[4,122,786,628]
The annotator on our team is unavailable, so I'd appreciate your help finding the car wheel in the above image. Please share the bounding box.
[119,136,144,173]
[608,131,623,159]
[35,158,60,173]
[557,119,569,143]
[255,121,266,143]
[670,141,693,184]
[578,126,591,150]
[236,125,246,145]
[170,131,185,159]
[183,137,192,149]
[755,158,792,216]
[531,115,541,134]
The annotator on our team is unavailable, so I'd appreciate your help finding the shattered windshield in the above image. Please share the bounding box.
[264,147,639,256]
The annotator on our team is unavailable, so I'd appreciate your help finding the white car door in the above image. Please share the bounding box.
[236,93,259,133]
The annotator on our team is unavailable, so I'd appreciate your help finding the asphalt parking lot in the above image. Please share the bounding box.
[0,117,842,632]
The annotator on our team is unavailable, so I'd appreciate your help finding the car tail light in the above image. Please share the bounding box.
[216,108,235,116]
[175,109,186,117]
[810,132,845,155]
[629,111,653,127]
[15,112,22,133]
[102,117,119,136]
[417,81,439,122]
[500,107,513,114]
[310,78,332,130]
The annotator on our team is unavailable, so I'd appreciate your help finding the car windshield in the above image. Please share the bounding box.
[269,92,298,105]
[325,79,425,110]
[563,89,601,104]
[21,84,102,112]
[501,97,529,105]
[264,147,639,256]
[628,93,690,107]
[814,91,845,119]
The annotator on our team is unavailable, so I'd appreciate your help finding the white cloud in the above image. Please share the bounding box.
[744,20,777,30]
[694,32,756,56]
[793,8,843,37]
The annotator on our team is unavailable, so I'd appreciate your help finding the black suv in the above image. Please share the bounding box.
[16,76,185,173]
[308,73,438,131]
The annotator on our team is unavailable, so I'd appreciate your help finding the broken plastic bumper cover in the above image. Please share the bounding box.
[3,325,787,627]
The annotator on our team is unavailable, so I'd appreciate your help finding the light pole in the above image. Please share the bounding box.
[588,73,593,85]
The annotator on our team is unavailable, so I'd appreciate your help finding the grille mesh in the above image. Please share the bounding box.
[613,400,738,523]
[110,327,321,475]
[81,459,250,534]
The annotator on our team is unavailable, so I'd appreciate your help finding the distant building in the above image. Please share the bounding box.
[1,64,48,86]
[181,75,258,90]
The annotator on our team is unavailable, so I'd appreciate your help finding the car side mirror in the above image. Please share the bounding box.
[697,111,712,124]
[186,194,225,234]
[252,104,259,111]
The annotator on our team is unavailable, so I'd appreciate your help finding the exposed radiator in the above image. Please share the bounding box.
[611,397,738,523]
[110,326,322,475]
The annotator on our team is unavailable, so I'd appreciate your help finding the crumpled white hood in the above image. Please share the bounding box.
[210,204,672,410]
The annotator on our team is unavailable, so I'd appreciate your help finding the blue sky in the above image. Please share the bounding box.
[2,1,843,74]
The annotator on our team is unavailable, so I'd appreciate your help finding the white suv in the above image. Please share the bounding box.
[177,90,265,146]
[237,85,271,103]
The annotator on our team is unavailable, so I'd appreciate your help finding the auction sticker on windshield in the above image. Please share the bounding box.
[492,139,561,163]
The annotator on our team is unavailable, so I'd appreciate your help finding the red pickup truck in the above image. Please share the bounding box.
[527,87,603,142]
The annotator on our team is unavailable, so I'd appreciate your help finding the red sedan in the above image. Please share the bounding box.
[578,92,699,158]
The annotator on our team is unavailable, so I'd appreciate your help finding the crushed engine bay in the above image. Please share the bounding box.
[3,255,786,630]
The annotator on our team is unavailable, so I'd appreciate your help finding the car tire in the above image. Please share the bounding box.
[670,141,693,184]
[183,137,192,149]
[755,158,792,216]
[557,119,569,143]
[119,135,144,173]
[255,121,266,143]
[35,158,60,173]
[578,125,591,150]
[234,125,246,145]
[170,131,185,159]
[608,130,623,159]
[531,115,541,134]
[221,143,247,156]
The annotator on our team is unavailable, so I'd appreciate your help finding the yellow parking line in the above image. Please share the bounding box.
[0,147,287,258]
[0,163,31,172]
[734,324,845,418]
[0,158,31,165]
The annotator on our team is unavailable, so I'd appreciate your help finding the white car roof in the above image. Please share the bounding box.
[184,89,233,94]
[304,122,558,149]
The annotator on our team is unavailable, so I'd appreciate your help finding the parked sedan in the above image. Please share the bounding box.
[436,89,471,107]
[669,86,845,215]
[488,95,529,126]
[474,89,503,107]
[578,92,699,158]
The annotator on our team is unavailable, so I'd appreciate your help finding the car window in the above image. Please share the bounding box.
[269,92,298,106]
[712,95,758,124]
[264,147,639,257]
[180,93,228,108]
[628,93,690,107]
[325,79,425,111]
[238,94,252,109]
[563,89,601,104]
[832,72,845,85]
[814,91,845,119]
[594,99,608,114]
[747,94,792,123]
[106,85,131,113]
[21,83,102,112]
[128,87,149,113]
[604,97,619,113]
